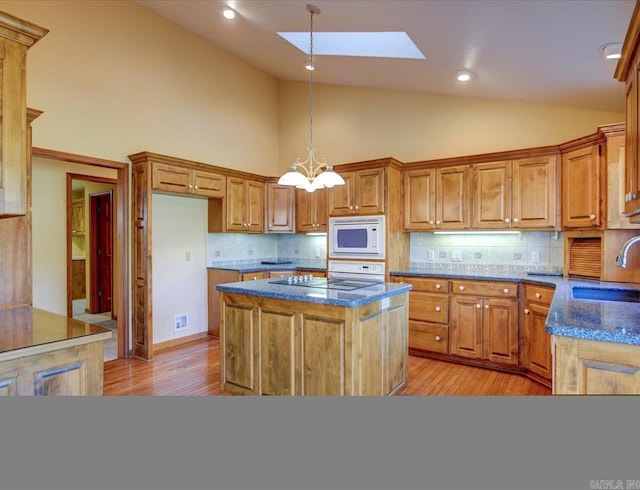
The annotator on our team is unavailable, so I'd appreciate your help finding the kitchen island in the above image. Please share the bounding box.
[0,307,112,395]
[216,277,411,396]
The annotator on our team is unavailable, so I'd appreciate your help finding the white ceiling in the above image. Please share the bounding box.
[136,0,636,113]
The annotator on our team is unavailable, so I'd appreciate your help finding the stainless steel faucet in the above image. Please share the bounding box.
[615,235,640,267]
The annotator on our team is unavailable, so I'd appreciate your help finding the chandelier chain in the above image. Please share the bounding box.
[308,8,314,151]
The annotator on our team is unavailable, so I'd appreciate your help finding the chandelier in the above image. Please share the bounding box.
[277,4,344,193]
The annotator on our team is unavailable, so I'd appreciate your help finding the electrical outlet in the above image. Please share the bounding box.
[214,250,221,257]
[513,252,523,260]
[294,249,300,255]
[531,251,541,263]
[427,249,435,261]
[185,250,192,261]
[474,252,482,259]
[451,250,462,262]
[174,313,188,333]
[248,249,253,256]
[315,248,321,258]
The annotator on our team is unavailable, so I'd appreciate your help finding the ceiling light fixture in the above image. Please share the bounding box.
[601,42,622,59]
[222,7,236,20]
[456,70,473,82]
[278,4,344,193]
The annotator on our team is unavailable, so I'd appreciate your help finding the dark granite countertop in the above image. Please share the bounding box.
[390,267,640,346]
[208,259,326,274]
[216,278,412,307]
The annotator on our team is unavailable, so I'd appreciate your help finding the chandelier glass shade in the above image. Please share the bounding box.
[277,4,344,193]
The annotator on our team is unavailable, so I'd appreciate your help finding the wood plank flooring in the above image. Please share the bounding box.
[103,337,551,396]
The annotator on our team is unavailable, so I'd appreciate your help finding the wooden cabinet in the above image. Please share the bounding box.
[71,198,85,235]
[403,166,469,230]
[265,183,294,233]
[296,269,326,277]
[207,269,268,337]
[72,259,86,300]
[472,156,558,230]
[267,270,295,278]
[561,144,603,229]
[296,188,327,233]
[553,335,640,394]
[0,14,47,218]
[450,279,519,366]
[152,162,225,198]
[522,284,555,387]
[615,7,640,221]
[219,290,408,395]
[328,167,385,216]
[226,177,264,232]
[392,275,449,354]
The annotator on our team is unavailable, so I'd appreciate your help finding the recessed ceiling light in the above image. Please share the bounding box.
[223,7,236,20]
[601,42,622,59]
[457,70,473,82]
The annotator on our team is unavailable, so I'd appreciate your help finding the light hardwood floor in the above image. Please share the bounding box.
[103,337,551,396]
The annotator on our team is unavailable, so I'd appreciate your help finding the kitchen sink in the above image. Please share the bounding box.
[571,286,640,303]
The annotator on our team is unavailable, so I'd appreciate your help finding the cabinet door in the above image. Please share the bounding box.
[0,37,28,217]
[246,180,264,232]
[328,171,354,216]
[523,301,552,381]
[562,145,601,228]
[403,169,436,230]
[220,298,258,395]
[266,183,294,233]
[260,309,297,395]
[512,155,558,229]
[450,296,483,359]
[471,161,511,229]
[624,61,639,216]
[225,177,247,231]
[152,163,191,195]
[72,199,85,235]
[436,165,469,229]
[296,189,327,232]
[483,298,519,366]
[354,167,385,215]
[193,170,225,198]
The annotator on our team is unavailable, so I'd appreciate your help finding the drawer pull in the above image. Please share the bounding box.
[475,304,481,309]
[589,214,596,220]
[503,288,509,294]
[535,292,541,299]
[435,306,441,312]
[524,308,530,314]
[459,286,465,291]
[435,335,441,342]
[435,283,441,289]
[485,304,490,309]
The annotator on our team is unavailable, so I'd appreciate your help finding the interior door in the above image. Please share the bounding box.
[89,191,113,314]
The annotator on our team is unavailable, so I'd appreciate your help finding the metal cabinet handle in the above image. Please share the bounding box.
[429,220,434,225]
[435,283,441,289]
[485,304,490,309]
[435,336,441,342]
[589,214,596,220]
[505,218,511,223]
[475,304,481,309]
[535,292,541,299]
[355,205,359,210]
[349,205,353,210]
[459,286,465,291]
[436,220,441,225]
[435,306,441,312]
[524,308,530,314]
[513,218,519,223]
[503,288,509,294]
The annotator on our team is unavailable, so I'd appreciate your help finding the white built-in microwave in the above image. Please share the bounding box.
[329,215,385,259]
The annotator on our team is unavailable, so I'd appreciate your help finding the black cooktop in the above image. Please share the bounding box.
[269,277,383,291]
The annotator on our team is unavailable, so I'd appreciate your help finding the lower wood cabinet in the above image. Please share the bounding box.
[392,276,449,354]
[522,284,555,386]
[553,335,640,394]
[219,291,408,396]
[449,279,519,366]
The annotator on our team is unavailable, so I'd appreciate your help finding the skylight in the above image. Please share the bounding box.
[277,31,425,59]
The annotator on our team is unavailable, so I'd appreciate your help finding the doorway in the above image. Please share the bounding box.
[89,191,113,314]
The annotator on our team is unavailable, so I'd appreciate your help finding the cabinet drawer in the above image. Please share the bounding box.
[409,292,448,323]
[240,271,267,281]
[524,284,555,305]
[394,276,449,293]
[451,279,518,298]
[409,321,448,354]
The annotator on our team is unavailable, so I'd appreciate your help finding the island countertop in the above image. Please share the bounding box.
[390,267,640,346]
[215,277,412,307]
[0,306,112,359]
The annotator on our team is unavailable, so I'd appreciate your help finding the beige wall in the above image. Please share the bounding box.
[0,0,280,174]
[278,81,625,168]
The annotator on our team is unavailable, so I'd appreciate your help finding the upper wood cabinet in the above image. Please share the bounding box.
[265,183,294,233]
[561,144,602,229]
[226,177,264,232]
[71,198,85,235]
[403,165,469,230]
[152,162,225,198]
[471,155,558,230]
[328,167,385,216]
[0,13,47,218]
[296,188,327,233]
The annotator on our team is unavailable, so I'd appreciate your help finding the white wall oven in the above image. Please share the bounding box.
[329,215,385,260]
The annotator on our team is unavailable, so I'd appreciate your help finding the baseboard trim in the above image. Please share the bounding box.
[153,331,210,352]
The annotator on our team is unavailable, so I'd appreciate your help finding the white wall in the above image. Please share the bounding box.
[31,157,117,315]
[152,194,208,344]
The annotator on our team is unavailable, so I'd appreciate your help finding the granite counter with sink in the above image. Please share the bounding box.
[389,266,640,346]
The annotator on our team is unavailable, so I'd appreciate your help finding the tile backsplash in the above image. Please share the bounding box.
[207,231,564,270]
